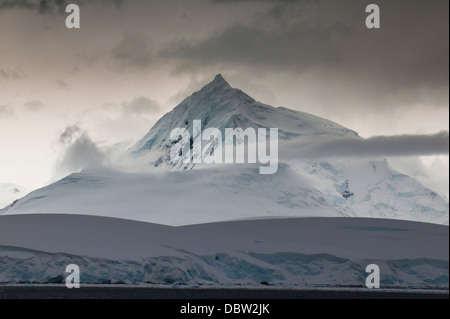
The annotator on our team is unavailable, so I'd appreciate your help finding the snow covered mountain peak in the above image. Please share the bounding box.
[170,73,256,117]
[191,73,253,102]
[124,74,449,225]
[130,74,358,166]
[209,73,231,88]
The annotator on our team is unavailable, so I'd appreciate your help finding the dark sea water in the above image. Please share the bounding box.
[0,286,447,299]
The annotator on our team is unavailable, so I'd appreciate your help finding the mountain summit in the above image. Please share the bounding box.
[131,74,357,169]
[191,73,251,101]
[209,73,231,88]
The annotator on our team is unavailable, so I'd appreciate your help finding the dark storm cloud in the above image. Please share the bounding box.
[161,21,343,71]
[0,0,69,13]
[112,31,152,69]
[161,1,342,70]
[163,0,448,98]
[211,0,303,3]
[122,97,160,115]
[280,132,450,160]
[0,0,122,13]
[0,0,35,11]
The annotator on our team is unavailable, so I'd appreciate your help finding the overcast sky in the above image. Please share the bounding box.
[0,0,448,197]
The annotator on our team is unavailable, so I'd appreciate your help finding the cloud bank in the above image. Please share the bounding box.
[0,0,122,14]
[280,132,450,160]
[112,31,152,69]
[56,125,105,176]
[122,96,160,115]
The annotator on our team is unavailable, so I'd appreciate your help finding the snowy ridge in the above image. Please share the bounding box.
[0,183,29,210]
[3,162,447,225]
[290,159,449,225]
[0,214,448,288]
[0,165,346,226]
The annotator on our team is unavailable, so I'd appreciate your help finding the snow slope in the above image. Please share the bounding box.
[0,165,345,226]
[0,214,447,288]
[289,159,449,225]
[0,183,29,209]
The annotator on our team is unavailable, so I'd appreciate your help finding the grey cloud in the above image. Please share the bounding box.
[339,0,449,91]
[0,0,35,11]
[24,100,45,112]
[38,0,67,14]
[54,79,69,89]
[0,0,69,13]
[59,125,81,144]
[112,31,152,69]
[280,132,450,160]
[211,0,302,3]
[0,0,122,14]
[389,156,450,200]
[0,104,14,118]
[161,1,342,71]
[161,20,343,72]
[0,66,25,81]
[122,96,159,115]
[57,133,105,173]
[167,76,209,106]
[162,0,448,99]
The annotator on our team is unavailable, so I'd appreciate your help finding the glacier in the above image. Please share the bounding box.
[0,214,448,288]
